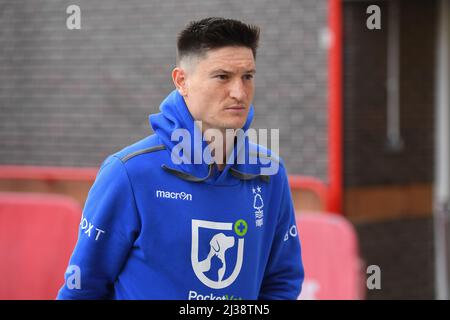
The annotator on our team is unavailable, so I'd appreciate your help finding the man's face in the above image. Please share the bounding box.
[175,46,256,131]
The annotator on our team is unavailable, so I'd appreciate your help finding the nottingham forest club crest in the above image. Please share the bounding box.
[253,186,264,227]
[191,219,248,289]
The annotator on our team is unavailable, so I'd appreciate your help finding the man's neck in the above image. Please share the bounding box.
[204,128,235,172]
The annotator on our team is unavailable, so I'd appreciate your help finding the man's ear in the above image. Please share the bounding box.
[172,67,188,97]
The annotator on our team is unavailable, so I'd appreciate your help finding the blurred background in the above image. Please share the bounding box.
[0,0,448,300]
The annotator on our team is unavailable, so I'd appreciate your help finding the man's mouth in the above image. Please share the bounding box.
[225,105,246,111]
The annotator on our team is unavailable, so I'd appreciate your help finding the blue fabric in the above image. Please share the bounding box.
[57,90,304,300]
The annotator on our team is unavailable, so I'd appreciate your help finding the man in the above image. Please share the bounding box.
[57,17,303,300]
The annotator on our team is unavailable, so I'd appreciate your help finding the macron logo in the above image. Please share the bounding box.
[156,189,193,201]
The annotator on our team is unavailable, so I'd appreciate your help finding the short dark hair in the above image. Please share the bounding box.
[177,17,260,63]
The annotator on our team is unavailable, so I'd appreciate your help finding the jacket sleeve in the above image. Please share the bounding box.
[258,166,304,300]
[57,156,140,299]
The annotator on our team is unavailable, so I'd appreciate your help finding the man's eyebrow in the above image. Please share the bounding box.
[210,68,256,75]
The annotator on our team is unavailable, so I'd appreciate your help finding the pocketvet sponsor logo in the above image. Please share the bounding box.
[191,219,246,289]
[188,290,243,300]
[156,189,193,201]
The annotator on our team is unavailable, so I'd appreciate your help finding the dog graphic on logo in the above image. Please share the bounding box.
[198,233,235,282]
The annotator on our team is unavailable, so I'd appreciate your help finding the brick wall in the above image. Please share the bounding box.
[355,216,435,299]
[344,0,437,299]
[343,0,436,187]
[0,0,329,179]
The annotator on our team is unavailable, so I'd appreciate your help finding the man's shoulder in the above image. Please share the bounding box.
[114,135,166,163]
[239,142,289,183]
[247,142,286,169]
[91,135,166,185]
[102,134,167,170]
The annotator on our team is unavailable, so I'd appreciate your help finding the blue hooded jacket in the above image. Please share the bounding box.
[57,90,304,300]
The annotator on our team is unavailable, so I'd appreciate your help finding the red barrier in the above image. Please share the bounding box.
[0,192,81,299]
[289,175,329,210]
[297,212,364,300]
[0,166,331,211]
[0,165,97,181]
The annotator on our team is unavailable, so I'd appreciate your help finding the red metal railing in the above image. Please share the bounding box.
[0,165,329,210]
[328,0,343,213]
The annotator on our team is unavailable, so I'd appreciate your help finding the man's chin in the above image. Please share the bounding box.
[222,121,247,130]
[225,116,249,130]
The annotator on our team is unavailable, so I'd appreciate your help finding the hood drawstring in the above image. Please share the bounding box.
[161,163,214,183]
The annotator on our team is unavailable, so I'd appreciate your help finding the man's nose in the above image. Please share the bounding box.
[229,79,247,101]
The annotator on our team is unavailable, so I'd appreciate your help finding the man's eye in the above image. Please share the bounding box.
[243,74,254,80]
[216,74,228,80]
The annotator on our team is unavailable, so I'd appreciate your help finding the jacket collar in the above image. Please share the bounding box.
[150,90,274,185]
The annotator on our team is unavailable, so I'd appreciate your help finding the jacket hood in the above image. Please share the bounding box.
[149,89,272,184]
